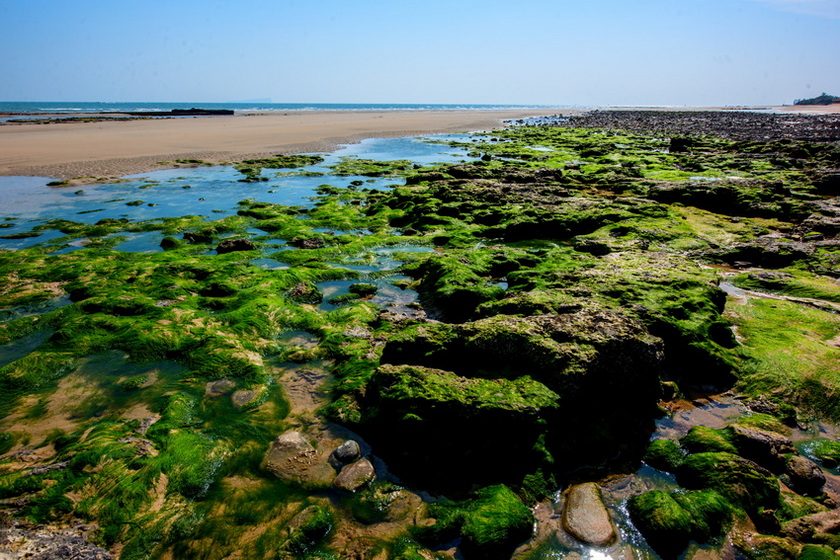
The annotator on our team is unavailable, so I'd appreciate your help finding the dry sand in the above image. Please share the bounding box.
[0,109,548,180]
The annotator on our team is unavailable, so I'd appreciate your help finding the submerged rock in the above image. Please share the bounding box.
[231,386,267,408]
[561,483,617,547]
[333,458,375,491]
[205,378,236,397]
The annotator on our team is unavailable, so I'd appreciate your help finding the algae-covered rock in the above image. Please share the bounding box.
[286,281,323,304]
[680,425,738,455]
[561,483,617,547]
[677,452,780,515]
[735,534,800,560]
[279,504,333,558]
[628,489,731,559]
[644,439,685,472]
[417,485,533,560]
[231,385,267,409]
[799,544,837,560]
[359,363,559,487]
[356,305,665,488]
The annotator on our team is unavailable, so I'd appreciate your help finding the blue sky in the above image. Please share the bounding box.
[1,0,837,106]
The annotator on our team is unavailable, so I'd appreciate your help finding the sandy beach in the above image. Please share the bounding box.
[0,109,547,180]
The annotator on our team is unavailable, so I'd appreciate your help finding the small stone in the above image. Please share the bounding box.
[333,458,375,491]
[329,440,361,469]
[561,483,617,547]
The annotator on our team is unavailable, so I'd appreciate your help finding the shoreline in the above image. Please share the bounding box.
[0,109,549,180]
[2,105,838,181]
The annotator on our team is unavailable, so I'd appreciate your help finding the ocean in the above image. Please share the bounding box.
[0,101,561,114]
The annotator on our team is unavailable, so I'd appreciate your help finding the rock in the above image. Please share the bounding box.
[159,236,180,250]
[729,424,795,472]
[628,489,731,559]
[0,520,112,560]
[780,510,840,541]
[328,440,361,469]
[286,281,323,304]
[333,458,375,491]
[183,230,213,244]
[263,431,334,487]
[785,455,826,496]
[677,452,780,515]
[231,386,266,408]
[215,238,255,253]
[290,237,325,249]
[205,379,236,397]
[561,483,617,547]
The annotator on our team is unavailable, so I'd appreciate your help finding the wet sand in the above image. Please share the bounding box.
[0,109,547,179]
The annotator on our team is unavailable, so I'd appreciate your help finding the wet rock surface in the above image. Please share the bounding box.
[561,483,617,546]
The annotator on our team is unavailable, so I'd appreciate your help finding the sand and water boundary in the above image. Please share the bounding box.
[1,106,837,180]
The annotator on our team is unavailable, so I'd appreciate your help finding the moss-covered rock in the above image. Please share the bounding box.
[628,489,732,559]
[679,425,738,455]
[677,452,781,515]
[416,484,533,560]
[644,439,685,471]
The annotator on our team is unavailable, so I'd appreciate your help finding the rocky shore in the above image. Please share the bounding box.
[0,110,838,559]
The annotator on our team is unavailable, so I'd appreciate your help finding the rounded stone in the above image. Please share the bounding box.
[561,483,617,547]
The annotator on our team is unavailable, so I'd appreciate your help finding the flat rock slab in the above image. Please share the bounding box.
[562,483,617,547]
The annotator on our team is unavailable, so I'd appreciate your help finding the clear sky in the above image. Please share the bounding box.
[1,0,838,106]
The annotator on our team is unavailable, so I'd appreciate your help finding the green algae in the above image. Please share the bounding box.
[1,117,840,559]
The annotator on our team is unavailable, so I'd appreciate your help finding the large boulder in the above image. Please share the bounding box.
[356,305,664,489]
[561,483,617,547]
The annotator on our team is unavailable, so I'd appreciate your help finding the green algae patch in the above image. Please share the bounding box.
[628,489,732,558]
[729,296,840,420]
[680,425,738,455]
[369,363,560,413]
[644,438,686,471]
[416,485,533,560]
[677,452,781,515]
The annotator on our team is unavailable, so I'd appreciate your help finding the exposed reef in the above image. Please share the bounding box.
[1,111,839,559]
